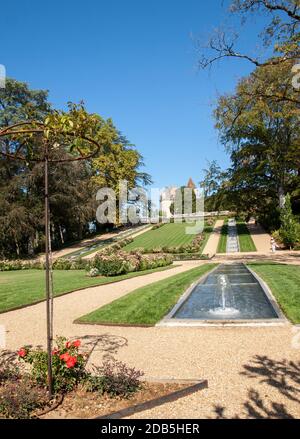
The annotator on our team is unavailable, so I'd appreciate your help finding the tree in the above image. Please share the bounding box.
[0,79,50,257]
[198,160,232,211]
[214,60,300,223]
[0,101,122,398]
[198,0,300,104]
[91,126,152,224]
[0,80,151,256]
[279,193,299,248]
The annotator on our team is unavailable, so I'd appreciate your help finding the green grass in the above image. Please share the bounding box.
[123,222,214,253]
[236,222,257,252]
[217,219,228,253]
[248,263,300,323]
[77,264,217,325]
[0,265,176,313]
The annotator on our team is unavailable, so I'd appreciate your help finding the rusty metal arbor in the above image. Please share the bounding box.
[0,118,102,397]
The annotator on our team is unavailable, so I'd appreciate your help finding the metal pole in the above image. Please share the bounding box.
[44,142,53,398]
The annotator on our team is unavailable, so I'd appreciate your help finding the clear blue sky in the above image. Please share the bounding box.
[1,0,266,188]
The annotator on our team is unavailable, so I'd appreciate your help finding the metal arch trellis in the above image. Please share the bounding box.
[0,121,102,398]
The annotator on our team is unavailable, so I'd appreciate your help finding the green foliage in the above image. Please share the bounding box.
[214,61,300,225]
[0,79,150,258]
[279,194,300,248]
[0,379,48,419]
[18,337,87,393]
[90,250,173,276]
[86,360,144,397]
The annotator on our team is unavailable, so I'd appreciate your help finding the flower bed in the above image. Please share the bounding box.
[0,337,144,419]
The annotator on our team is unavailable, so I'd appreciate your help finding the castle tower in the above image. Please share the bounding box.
[187,177,196,189]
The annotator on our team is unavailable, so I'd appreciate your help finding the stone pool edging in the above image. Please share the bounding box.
[158,263,288,327]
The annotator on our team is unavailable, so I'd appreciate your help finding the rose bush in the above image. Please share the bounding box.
[18,337,87,393]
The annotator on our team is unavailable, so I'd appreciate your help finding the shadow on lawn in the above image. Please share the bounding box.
[213,355,300,419]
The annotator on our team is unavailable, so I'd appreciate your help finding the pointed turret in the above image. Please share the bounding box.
[187,177,196,189]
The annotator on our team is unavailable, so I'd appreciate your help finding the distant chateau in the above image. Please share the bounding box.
[160,178,198,218]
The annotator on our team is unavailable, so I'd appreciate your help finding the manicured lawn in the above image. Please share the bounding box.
[237,222,257,252]
[0,265,176,313]
[249,263,300,323]
[77,264,217,326]
[123,222,214,252]
[217,219,228,253]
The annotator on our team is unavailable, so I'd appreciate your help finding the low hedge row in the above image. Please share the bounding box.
[89,250,173,277]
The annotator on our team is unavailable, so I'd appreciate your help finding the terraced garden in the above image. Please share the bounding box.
[123,221,214,253]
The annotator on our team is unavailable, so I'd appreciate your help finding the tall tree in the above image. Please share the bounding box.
[215,60,300,223]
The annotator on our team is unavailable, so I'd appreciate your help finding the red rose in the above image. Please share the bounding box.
[65,341,72,348]
[52,349,59,355]
[66,356,77,368]
[72,340,81,348]
[60,353,71,362]
[17,348,27,358]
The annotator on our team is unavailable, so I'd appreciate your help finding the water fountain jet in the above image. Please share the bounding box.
[209,274,240,316]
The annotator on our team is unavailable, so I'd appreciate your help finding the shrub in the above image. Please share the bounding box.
[90,251,172,276]
[0,355,20,384]
[91,253,131,276]
[18,337,87,393]
[52,258,88,270]
[86,359,144,397]
[271,230,284,247]
[0,259,44,271]
[0,379,48,419]
[278,194,300,249]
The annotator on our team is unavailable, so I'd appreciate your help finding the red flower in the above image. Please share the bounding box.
[17,348,27,358]
[66,356,77,369]
[60,353,71,362]
[65,341,72,348]
[72,340,81,348]
[52,349,60,355]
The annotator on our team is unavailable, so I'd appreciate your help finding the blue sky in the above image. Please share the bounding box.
[1,0,267,188]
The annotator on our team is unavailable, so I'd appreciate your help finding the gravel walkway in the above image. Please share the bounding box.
[202,219,224,257]
[1,259,299,419]
[246,220,271,253]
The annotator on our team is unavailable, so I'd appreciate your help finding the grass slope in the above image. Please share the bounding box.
[123,223,195,251]
[217,219,228,253]
[248,263,300,324]
[237,222,257,252]
[77,264,217,325]
[0,265,175,313]
[124,222,214,253]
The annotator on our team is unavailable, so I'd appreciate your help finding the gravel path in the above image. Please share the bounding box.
[202,219,224,257]
[246,220,271,252]
[1,259,299,419]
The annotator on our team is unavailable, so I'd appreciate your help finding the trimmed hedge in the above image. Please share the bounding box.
[89,251,173,277]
